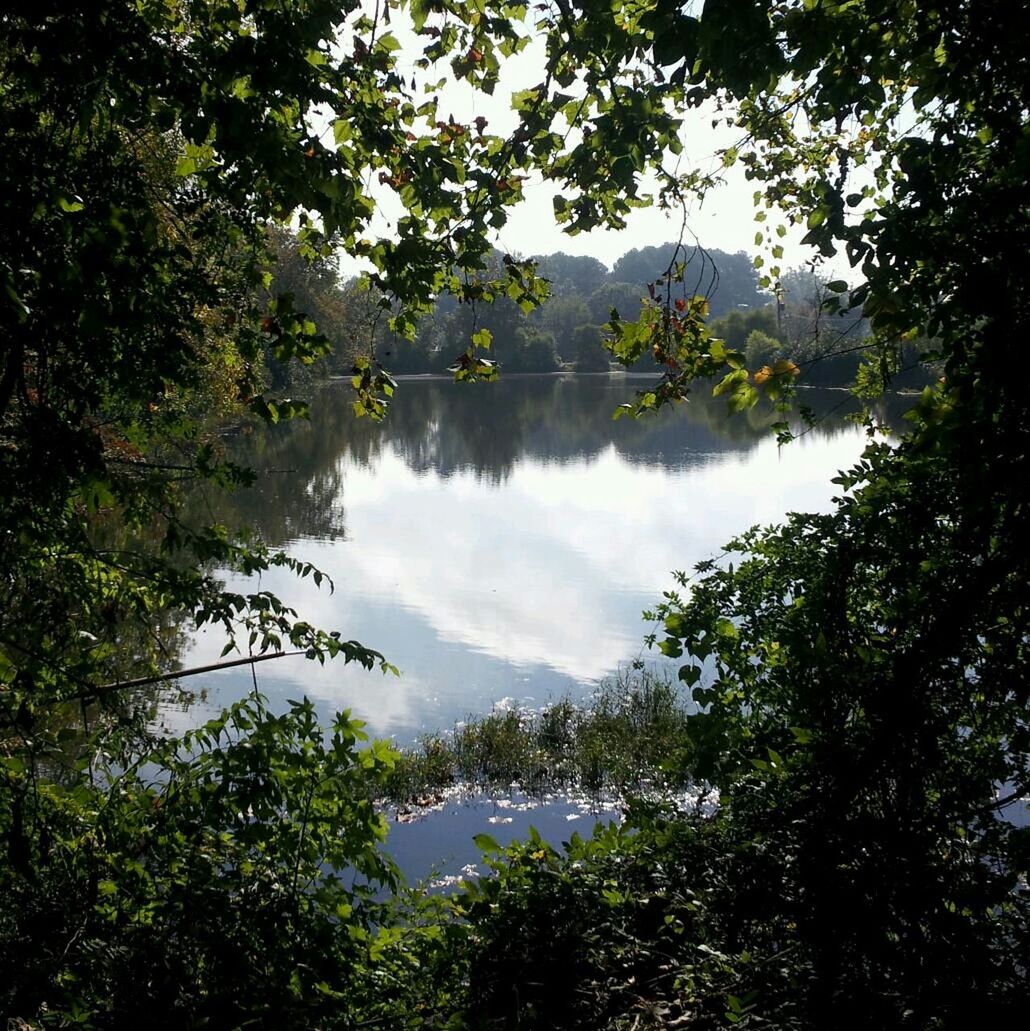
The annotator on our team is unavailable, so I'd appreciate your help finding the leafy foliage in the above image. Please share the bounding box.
[1,696,416,1027]
[437,2,1030,1024]
[3,0,1030,1027]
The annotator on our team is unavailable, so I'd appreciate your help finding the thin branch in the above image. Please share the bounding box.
[78,649,308,703]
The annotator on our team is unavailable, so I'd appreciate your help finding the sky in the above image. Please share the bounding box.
[334,10,836,281]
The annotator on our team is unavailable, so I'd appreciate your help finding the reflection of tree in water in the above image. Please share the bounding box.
[184,377,912,548]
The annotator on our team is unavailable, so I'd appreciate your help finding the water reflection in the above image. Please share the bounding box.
[168,377,902,742]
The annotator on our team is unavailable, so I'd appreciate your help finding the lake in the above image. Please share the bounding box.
[161,374,894,878]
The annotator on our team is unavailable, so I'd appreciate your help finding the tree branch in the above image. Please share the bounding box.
[76,650,309,704]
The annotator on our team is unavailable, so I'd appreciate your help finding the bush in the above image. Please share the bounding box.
[745,328,784,369]
[571,323,611,371]
[0,695,421,1028]
[377,670,690,804]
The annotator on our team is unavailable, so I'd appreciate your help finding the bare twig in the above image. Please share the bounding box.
[79,649,308,702]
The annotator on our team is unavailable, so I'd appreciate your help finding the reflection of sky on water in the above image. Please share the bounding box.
[164,412,867,744]
[387,794,622,887]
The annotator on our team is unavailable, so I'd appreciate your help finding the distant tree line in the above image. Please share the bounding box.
[272,239,918,388]
[368,244,777,375]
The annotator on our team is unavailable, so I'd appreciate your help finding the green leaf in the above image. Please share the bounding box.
[473,833,501,853]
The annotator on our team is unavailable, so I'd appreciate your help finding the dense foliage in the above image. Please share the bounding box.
[2,696,409,1026]
[3,0,1029,1028]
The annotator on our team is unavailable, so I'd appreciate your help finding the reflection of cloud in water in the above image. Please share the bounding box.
[328,431,863,680]
[172,630,434,740]
[175,421,865,739]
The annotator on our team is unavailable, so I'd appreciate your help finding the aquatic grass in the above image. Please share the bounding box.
[572,669,690,791]
[377,669,692,806]
[381,733,458,804]
[452,707,537,785]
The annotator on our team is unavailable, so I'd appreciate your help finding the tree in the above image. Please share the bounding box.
[512,325,561,372]
[533,293,591,348]
[450,1,1030,1024]
[0,1,544,1022]
[586,281,645,330]
[533,252,610,297]
[744,328,781,369]
[262,227,368,386]
[612,245,769,317]
[709,304,780,351]
[571,324,611,372]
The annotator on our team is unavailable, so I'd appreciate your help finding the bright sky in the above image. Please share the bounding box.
[335,11,833,280]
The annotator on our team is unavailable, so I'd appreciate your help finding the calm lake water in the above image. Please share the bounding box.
[161,375,896,878]
[165,375,883,739]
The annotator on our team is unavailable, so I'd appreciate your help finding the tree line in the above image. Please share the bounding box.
[374,244,773,373]
[273,233,908,386]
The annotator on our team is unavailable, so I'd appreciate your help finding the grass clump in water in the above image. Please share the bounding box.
[380,668,690,805]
